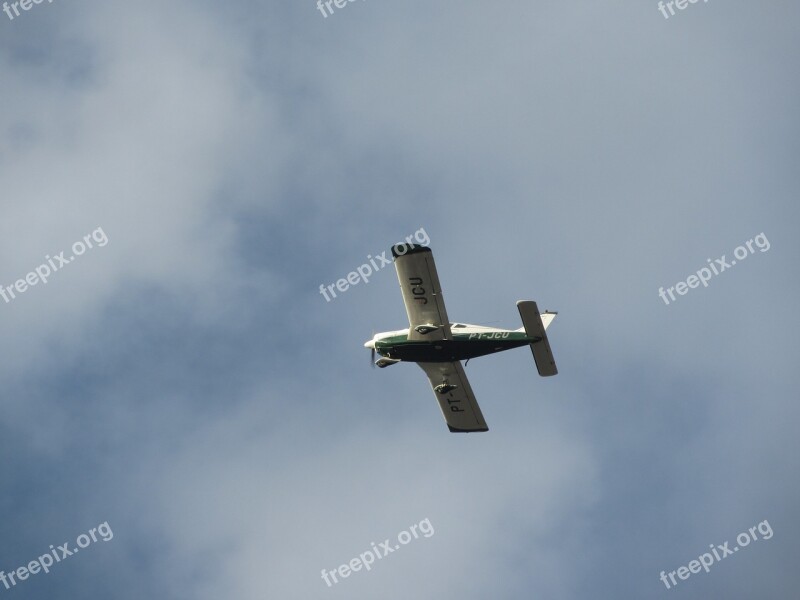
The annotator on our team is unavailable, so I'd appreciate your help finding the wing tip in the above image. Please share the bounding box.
[447,425,490,433]
[392,243,431,258]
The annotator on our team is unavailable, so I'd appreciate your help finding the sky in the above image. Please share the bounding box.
[0,0,798,598]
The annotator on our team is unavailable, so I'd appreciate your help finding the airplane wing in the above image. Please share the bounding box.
[418,361,489,432]
[392,244,451,341]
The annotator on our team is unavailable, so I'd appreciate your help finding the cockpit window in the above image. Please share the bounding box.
[453,323,466,328]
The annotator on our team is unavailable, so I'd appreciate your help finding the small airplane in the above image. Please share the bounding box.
[364,243,559,433]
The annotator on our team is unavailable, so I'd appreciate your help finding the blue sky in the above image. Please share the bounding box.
[0,0,798,598]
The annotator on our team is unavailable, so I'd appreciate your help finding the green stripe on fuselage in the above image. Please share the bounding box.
[375,332,534,363]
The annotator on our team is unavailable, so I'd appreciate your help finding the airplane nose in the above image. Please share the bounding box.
[364,339,375,349]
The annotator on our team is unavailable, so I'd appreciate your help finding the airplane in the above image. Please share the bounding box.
[364,243,559,433]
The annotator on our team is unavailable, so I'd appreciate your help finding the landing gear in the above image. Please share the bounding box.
[375,357,401,368]
[434,382,458,394]
[414,324,439,335]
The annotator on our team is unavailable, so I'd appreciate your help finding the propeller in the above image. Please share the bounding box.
[367,330,376,368]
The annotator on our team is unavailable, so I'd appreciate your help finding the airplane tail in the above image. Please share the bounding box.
[516,301,558,376]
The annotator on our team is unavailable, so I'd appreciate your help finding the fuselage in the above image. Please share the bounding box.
[364,323,536,363]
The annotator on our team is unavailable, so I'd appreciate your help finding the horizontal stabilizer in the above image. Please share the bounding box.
[517,300,558,377]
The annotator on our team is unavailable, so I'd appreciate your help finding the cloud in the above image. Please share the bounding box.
[0,0,798,598]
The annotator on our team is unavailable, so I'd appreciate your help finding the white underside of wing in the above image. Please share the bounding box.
[418,361,489,432]
[393,247,451,342]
